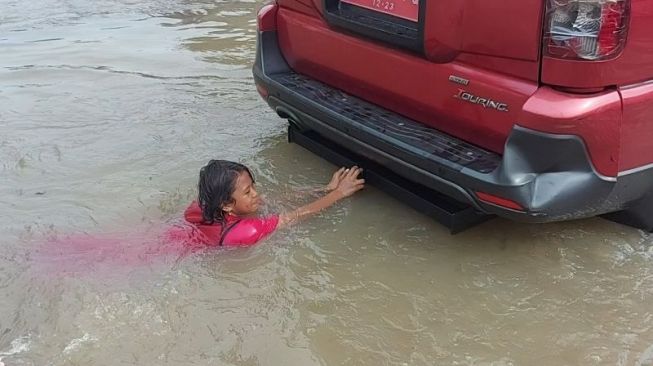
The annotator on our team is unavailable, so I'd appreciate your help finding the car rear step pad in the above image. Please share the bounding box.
[288,125,493,234]
[272,72,501,174]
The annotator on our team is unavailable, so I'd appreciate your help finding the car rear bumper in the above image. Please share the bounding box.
[253,30,653,223]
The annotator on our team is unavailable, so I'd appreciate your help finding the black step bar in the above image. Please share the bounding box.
[288,124,492,234]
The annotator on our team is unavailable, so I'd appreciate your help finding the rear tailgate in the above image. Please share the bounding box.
[274,0,544,154]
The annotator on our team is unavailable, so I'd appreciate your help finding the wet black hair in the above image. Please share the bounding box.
[197,160,254,224]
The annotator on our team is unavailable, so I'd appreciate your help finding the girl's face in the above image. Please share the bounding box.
[224,171,261,216]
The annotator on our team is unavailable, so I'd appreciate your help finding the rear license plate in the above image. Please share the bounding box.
[341,0,419,22]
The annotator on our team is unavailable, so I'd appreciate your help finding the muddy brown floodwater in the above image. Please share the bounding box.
[1,1,653,365]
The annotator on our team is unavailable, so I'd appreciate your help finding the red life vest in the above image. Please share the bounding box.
[180,201,279,246]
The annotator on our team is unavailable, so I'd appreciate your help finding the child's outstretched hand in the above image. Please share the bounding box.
[326,167,347,192]
[333,166,365,198]
[279,166,366,228]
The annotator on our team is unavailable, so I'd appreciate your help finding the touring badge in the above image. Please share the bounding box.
[454,89,509,112]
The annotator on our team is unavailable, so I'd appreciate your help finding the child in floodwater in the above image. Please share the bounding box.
[181,159,365,246]
[34,160,361,275]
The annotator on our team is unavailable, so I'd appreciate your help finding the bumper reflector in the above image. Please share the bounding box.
[476,192,524,211]
[256,83,269,99]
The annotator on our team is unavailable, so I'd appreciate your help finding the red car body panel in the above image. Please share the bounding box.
[275,7,639,177]
[619,82,653,172]
[277,9,537,159]
[519,87,622,176]
[278,0,319,17]
[425,0,544,62]
[422,0,544,81]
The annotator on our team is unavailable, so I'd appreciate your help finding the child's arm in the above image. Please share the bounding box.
[278,167,364,228]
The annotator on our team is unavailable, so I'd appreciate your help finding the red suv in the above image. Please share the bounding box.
[253,0,653,232]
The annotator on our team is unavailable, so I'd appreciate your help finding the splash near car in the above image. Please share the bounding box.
[253,0,653,232]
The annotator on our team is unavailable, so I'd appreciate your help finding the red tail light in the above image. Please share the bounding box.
[544,0,630,61]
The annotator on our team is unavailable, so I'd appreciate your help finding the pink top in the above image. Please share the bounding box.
[180,201,279,247]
